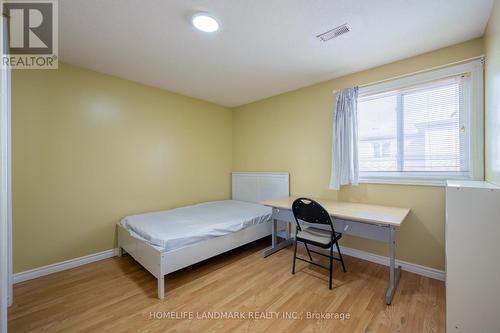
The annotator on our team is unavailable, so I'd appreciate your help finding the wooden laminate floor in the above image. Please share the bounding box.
[8,238,445,333]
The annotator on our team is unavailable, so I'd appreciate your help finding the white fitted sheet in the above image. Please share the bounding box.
[120,200,272,251]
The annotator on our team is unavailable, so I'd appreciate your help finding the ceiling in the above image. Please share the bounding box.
[60,0,494,107]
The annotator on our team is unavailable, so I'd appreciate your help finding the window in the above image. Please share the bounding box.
[357,60,483,186]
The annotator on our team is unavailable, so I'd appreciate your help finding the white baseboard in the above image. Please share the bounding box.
[13,248,119,284]
[311,244,445,281]
[12,242,446,285]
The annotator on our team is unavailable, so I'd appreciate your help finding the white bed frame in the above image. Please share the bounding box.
[117,172,289,299]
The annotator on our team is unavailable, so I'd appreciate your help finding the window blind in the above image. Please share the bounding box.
[357,75,470,177]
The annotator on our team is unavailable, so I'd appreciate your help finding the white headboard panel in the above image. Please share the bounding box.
[232,172,289,203]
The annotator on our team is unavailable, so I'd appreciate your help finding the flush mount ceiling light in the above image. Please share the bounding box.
[192,13,219,33]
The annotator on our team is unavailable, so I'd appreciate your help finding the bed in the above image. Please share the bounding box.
[117,172,289,299]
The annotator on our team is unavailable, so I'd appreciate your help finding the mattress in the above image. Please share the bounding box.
[120,200,272,251]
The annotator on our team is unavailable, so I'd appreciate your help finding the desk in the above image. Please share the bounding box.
[261,196,410,305]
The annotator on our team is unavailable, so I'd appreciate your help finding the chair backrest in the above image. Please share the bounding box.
[292,198,335,233]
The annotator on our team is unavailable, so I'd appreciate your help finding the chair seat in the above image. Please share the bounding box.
[296,227,342,247]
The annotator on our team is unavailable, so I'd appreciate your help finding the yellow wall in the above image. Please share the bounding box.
[486,0,500,186]
[13,37,487,273]
[233,38,484,270]
[12,63,233,272]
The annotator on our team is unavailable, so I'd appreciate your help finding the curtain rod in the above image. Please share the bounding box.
[331,55,485,94]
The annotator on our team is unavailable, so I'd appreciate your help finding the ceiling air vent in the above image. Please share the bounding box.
[316,24,350,42]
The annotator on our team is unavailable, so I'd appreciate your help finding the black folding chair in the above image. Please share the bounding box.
[291,197,346,289]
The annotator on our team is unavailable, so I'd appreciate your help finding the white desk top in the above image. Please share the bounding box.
[261,196,410,227]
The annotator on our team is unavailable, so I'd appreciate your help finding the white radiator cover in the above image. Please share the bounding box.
[445,181,500,332]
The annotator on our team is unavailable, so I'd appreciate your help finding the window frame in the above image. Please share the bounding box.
[357,59,484,186]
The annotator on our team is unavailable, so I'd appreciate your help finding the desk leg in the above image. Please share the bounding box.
[271,218,277,248]
[385,225,401,305]
[263,219,293,257]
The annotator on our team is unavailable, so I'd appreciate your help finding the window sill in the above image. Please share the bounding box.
[358,175,475,187]
[359,178,446,187]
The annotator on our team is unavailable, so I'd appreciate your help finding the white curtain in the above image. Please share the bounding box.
[329,87,359,190]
